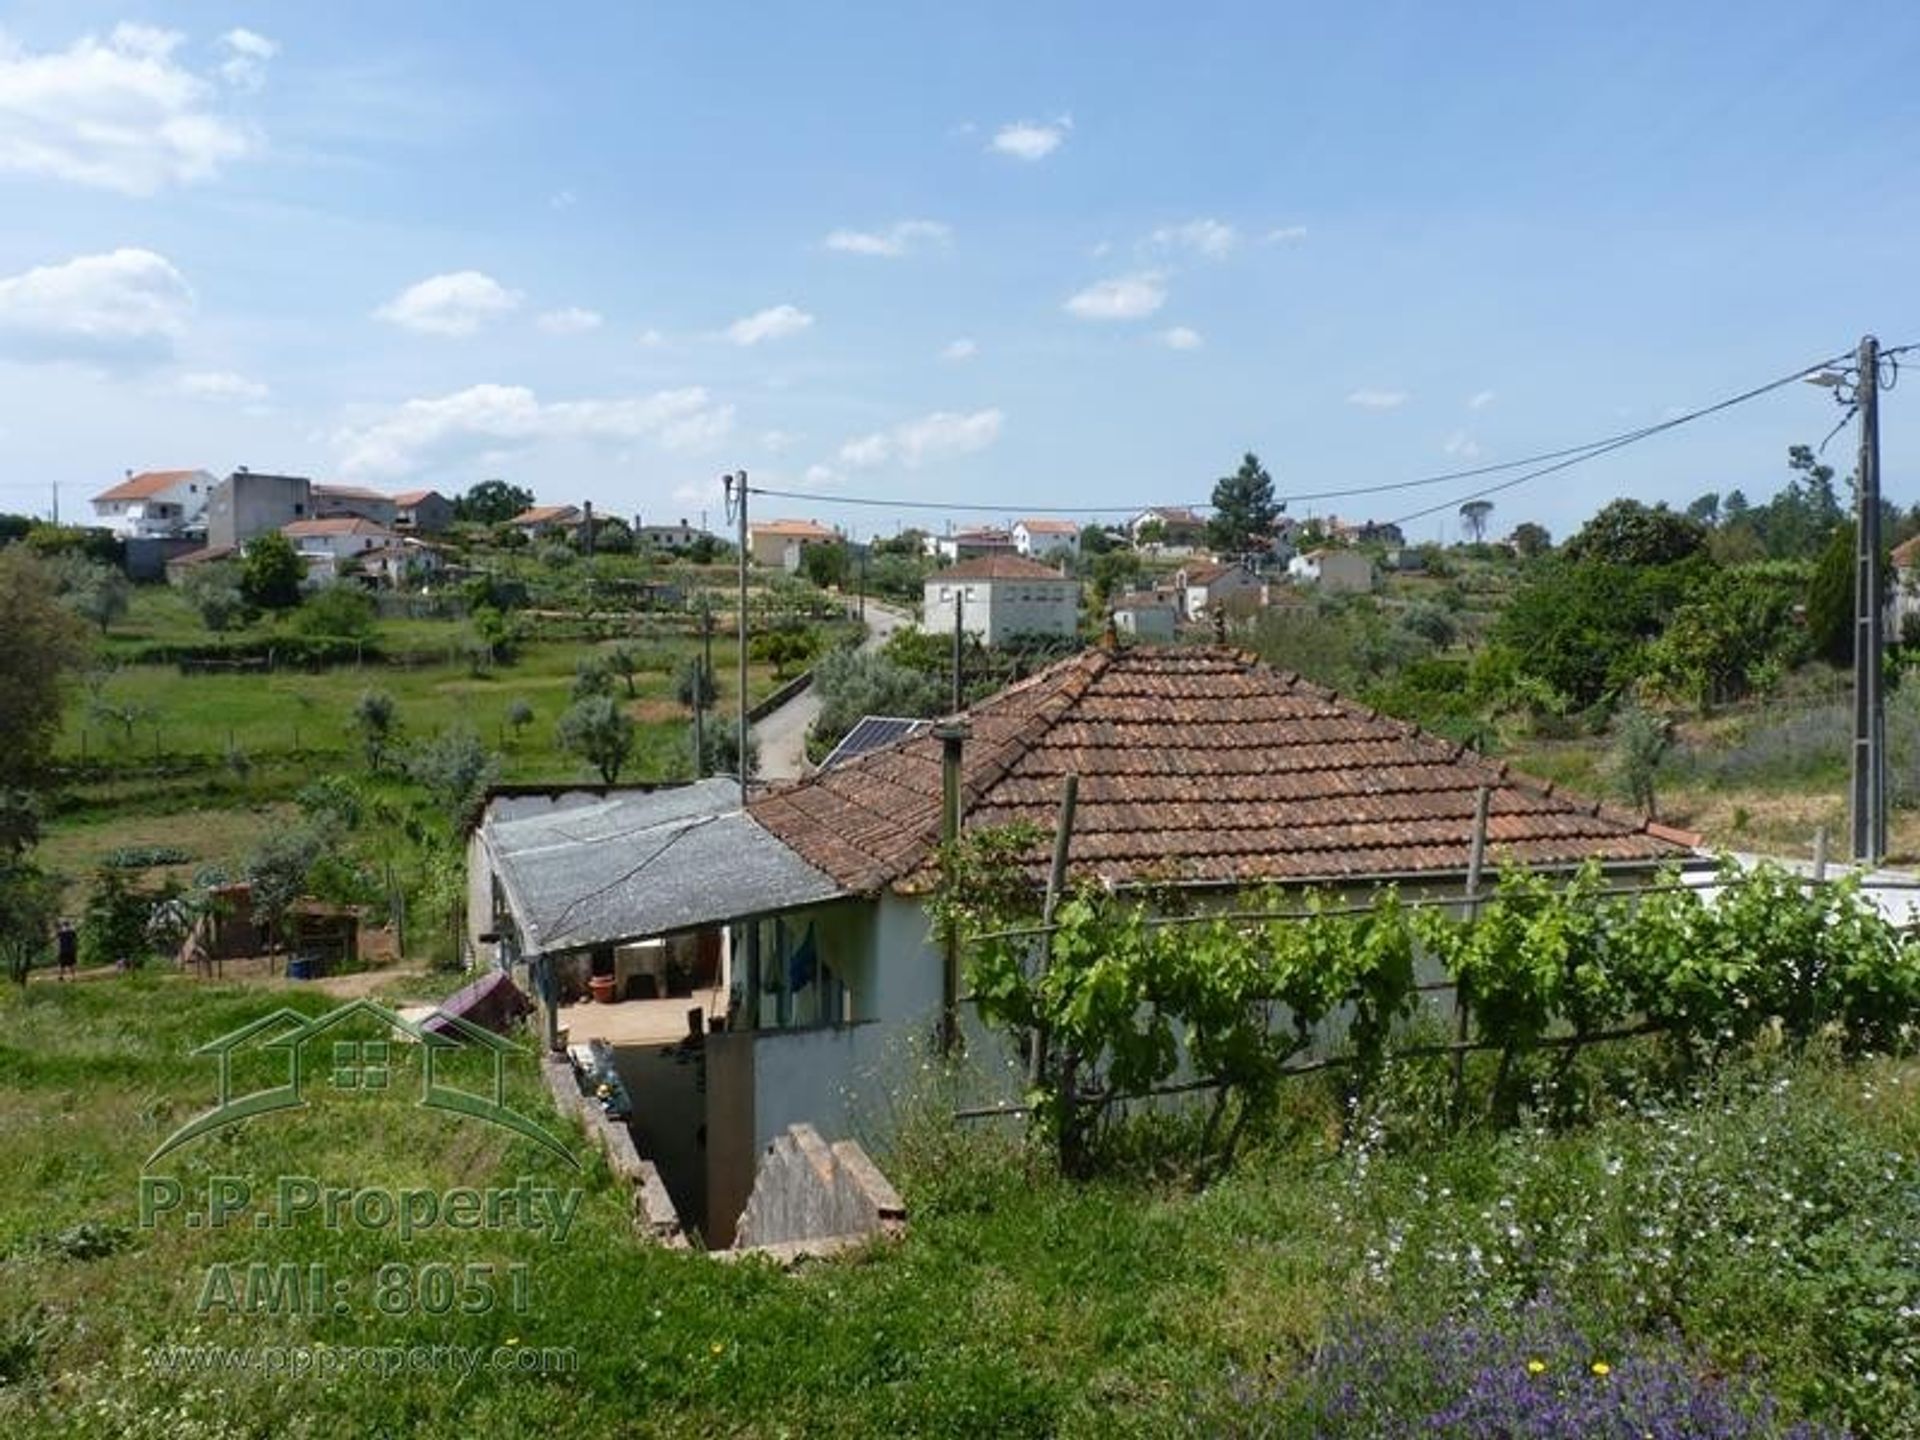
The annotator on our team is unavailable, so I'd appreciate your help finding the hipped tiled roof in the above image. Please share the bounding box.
[936,554,1074,582]
[749,646,1696,895]
[94,469,202,502]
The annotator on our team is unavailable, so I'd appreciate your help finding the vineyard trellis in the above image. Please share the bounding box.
[934,817,1920,1175]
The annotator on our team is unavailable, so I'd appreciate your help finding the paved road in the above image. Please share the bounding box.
[754,596,916,781]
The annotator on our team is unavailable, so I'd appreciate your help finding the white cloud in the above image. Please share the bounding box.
[537,306,603,335]
[637,327,666,348]
[1264,225,1308,244]
[989,115,1070,160]
[0,248,192,367]
[802,463,836,487]
[1159,326,1203,351]
[824,219,951,258]
[177,369,267,402]
[1149,218,1237,260]
[726,303,813,346]
[375,271,521,336]
[942,337,977,361]
[1064,272,1166,321]
[0,23,257,194]
[1468,389,1496,410]
[1347,388,1409,410]
[217,28,277,90]
[838,408,1003,470]
[760,429,800,453]
[335,382,733,480]
[1442,430,1482,460]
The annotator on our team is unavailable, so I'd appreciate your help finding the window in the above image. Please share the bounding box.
[331,1040,390,1090]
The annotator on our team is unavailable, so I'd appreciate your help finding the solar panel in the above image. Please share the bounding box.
[819,715,933,771]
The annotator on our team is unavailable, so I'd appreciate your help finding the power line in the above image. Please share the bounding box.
[1383,349,1857,527]
[747,346,1861,522]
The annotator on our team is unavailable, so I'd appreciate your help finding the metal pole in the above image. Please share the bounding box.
[1853,335,1887,864]
[934,720,970,1054]
[1450,786,1491,1119]
[1028,774,1080,1087]
[734,471,750,808]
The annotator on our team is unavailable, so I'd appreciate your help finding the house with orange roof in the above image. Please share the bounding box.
[1012,517,1082,560]
[312,483,398,528]
[510,503,584,541]
[748,518,838,570]
[90,469,216,539]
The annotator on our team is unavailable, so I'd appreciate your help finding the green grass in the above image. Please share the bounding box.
[0,979,1912,1437]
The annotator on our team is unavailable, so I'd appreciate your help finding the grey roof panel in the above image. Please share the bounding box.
[484,778,845,954]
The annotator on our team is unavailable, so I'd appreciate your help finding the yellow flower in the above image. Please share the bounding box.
[1526,1359,1547,1375]
[711,1342,725,1355]
[506,1336,519,1346]
[1591,1361,1612,1377]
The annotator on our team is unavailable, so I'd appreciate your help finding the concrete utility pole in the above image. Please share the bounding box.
[1853,335,1888,865]
[951,591,964,713]
[728,472,751,808]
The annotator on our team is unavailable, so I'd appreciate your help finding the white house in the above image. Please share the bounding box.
[282,517,408,578]
[1287,548,1376,595]
[923,555,1080,646]
[1127,506,1208,551]
[471,650,1697,1247]
[634,517,709,551]
[1012,518,1081,561]
[749,518,837,570]
[1178,561,1267,621]
[923,528,1018,564]
[511,504,584,542]
[90,469,215,539]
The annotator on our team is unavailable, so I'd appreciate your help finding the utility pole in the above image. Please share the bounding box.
[694,600,714,778]
[50,482,59,526]
[727,471,750,807]
[1852,334,1888,865]
[951,591,964,713]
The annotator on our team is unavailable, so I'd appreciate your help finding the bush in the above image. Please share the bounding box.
[555,696,633,783]
[241,531,304,610]
[292,584,377,641]
[179,561,251,632]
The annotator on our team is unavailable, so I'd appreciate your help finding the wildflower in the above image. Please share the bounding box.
[711,1341,725,1355]
[1526,1359,1547,1375]
[1591,1360,1611,1376]
[505,1336,520,1346]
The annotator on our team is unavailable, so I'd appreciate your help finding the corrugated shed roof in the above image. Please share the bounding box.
[750,646,1698,895]
[485,778,843,953]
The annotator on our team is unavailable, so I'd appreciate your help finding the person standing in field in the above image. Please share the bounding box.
[55,918,77,980]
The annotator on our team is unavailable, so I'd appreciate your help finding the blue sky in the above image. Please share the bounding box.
[2,1,1918,542]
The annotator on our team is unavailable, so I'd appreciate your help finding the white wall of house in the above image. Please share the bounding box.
[91,470,215,539]
[922,574,1080,646]
[1013,523,1081,560]
[1287,549,1375,594]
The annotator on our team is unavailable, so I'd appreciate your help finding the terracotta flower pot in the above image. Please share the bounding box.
[588,974,617,1005]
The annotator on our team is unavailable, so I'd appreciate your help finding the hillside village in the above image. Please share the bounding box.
[11,8,1920,1437]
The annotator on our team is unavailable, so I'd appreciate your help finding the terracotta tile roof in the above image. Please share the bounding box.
[935,555,1076,582]
[751,518,837,539]
[1895,536,1920,570]
[390,489,439,506]
[1182,562,1246,586]
[93,469,203,502]
[313,483,391,503]
[749,646,1696,895]
[283,517,399,538]
[511,504,581,525]
[1017,518,1080,534]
